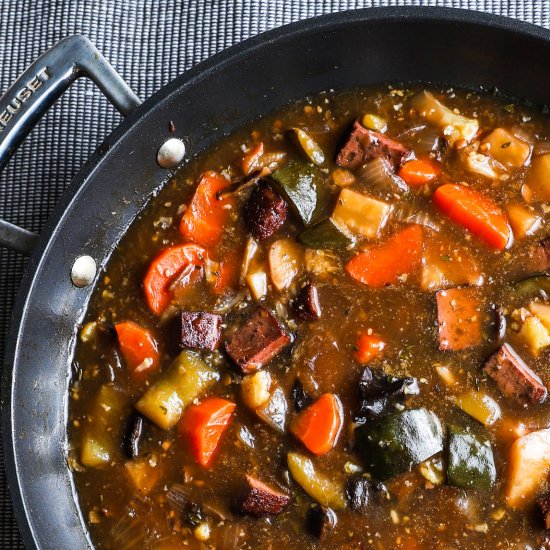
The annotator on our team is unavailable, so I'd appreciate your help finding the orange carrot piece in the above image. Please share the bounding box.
[290,393,343,455]
[345,225,423,287]
[143,244,206,315]
[115,321,159,380]
[213,250,242,295]
[398,158,441,187]
[179,171,234,248]
[242,142,264,175]
[435,287,482,351]
[355,333,386,364]
[433,183,512,250]
[179,397,236,468]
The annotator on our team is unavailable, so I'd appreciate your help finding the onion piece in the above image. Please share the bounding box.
[357,158,408,195]
[394,205,441,232]
[415,127,444,156]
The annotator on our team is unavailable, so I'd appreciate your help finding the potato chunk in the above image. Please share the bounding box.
[411,90,478,145]
[507,428,550,508]
[332,189,391,239]
[526,154,550,201]
[481,128,531,168]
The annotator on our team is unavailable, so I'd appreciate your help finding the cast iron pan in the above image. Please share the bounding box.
[2,7,550,549]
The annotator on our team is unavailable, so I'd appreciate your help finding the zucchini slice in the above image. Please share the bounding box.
[136,350,219,430]
[298,218,355,250]
[271,159,329,226]
[447,426,496,490]
[355,408,443,480]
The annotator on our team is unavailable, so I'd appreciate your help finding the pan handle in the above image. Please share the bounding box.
[0,34,141,255]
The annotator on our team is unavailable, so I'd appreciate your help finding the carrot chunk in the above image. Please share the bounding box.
[355,333,386,364]
[433,183,512,249]
[435,287,482,351]
[179,171,234,248]
[213,250,241,295]
[179,397,236,468]
[345,225,423,287]
[398,158,441,187]
[143,244,206,315]
[115,321,159,380]
[290,393,343,455]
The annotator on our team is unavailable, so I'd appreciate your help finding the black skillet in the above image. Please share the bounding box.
[2,7,550,549]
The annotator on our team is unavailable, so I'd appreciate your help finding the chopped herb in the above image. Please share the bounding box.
[501,142,511,149]
[440,255,451,261]
[503,104,515,113]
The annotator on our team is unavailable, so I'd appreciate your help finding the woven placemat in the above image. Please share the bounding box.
[0,1,548,547]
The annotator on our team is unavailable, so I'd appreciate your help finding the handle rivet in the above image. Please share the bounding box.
[71,255,97,287]
[157,138,186,168]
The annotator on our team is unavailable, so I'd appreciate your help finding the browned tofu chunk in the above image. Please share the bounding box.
[483,343,547,405]
[244,181,288,241]
[336,121,411,171]
[237,475,291,516]
[436,287,482,351]
[181,311,222,351]
[225,307,291,373]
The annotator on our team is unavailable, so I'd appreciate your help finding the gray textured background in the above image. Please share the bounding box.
[0,1,548,548]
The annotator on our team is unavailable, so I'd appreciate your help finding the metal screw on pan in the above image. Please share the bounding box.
[157,137,186,168]
[71,255,97,287]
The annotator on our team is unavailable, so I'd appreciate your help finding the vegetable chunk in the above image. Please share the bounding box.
[433,184,511,250]
[411,90,479,145]
[527,154,550,201]
[115,321,159,380]
[268,238,303,291]
[354,333,386,364]
[447,427,496,490]
[135,351,219,430]
[225,307,291,373]
[481,128,531,168]
[332,188,392,239]
[507,428,550,508]
[290,393,343,455]
[287,452,346,509]
[179,397,236,467]
[436,287,482,351]
[398,158,441,186]
[180,171,234,247]
[81,385,128,468]
[271,159,328,226]
[355,408,443,480]
[144,244,206,315]
[346,225,423,287]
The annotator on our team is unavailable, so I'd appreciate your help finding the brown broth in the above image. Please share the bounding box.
[69,85,550,549]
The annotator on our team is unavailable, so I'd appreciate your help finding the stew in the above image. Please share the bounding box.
[69,85,550,549]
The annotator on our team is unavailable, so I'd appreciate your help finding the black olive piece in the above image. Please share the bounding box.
[290,378,312,412]
[124,413,144,459]
[355,367,419,420]
[307,505,337,540]
[345,476,388,512]
[185,502,204,527]
[292,282,322,321]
